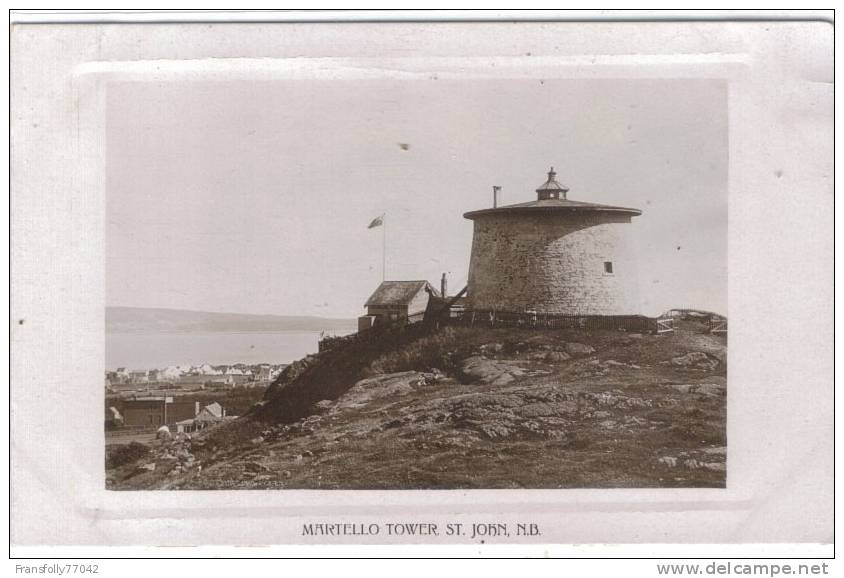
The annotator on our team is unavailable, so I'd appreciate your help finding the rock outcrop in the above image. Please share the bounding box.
[108,321,727,490]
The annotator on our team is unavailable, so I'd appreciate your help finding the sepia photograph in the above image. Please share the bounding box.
[103,76,728,490]
[10,10,832,556]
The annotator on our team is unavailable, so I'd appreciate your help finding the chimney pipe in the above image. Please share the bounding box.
[493,186,501,208]
[441,273,448,298]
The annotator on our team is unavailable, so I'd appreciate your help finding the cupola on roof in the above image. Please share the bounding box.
[535,167,569,200]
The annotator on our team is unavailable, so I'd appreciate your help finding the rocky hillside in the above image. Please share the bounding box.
[106,321,727,490]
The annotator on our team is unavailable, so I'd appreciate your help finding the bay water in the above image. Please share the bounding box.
[105,330,353,371]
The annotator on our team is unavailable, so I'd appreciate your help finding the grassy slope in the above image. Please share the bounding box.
[107,321,727,490]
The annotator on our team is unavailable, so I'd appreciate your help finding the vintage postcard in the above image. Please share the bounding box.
[9,11,833,554]
[103,78,727,491]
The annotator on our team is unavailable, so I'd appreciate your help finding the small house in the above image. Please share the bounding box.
[176,374,210,390]
[254,365,272,382]
[129,369,149,384]
[225,367,252,385]
[160,366,183,380]
[360,280,440,330]
[205,375,234,389]
[175,402,229,433]
[197,402,224,421]
[192,364,221,375]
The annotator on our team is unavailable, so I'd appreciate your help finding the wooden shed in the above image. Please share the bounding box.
[360,280,440,329]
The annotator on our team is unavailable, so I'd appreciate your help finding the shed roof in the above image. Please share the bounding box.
[201,402,223,418]
[365,280,439,307]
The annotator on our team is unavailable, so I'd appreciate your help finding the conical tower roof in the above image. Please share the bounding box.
[464,167,641,220]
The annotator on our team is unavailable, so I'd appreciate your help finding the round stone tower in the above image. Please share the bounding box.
[464,168,642,316]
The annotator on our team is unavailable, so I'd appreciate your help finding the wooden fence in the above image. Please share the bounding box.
[321,309,677,353]
[454,310,673,334]
[709,316,728,334]
[666,308,727,335]
[656,316,675,334]
[105,425,157,438]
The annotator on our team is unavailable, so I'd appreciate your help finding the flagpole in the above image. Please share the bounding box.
[382,213,386,282]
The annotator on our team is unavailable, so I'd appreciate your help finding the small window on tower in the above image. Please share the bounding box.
[604,261,614,274]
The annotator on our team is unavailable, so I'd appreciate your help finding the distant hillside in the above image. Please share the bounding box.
[106,307,357,333]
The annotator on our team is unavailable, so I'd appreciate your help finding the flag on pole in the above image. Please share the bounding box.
[368,213,387,281]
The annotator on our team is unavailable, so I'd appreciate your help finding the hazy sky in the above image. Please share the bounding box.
[106,78,727,318]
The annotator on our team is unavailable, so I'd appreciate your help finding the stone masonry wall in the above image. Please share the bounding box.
[466,212,639,315]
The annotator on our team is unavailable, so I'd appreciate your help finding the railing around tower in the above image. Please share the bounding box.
[455,309,674,334]
[320,307,679,354]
